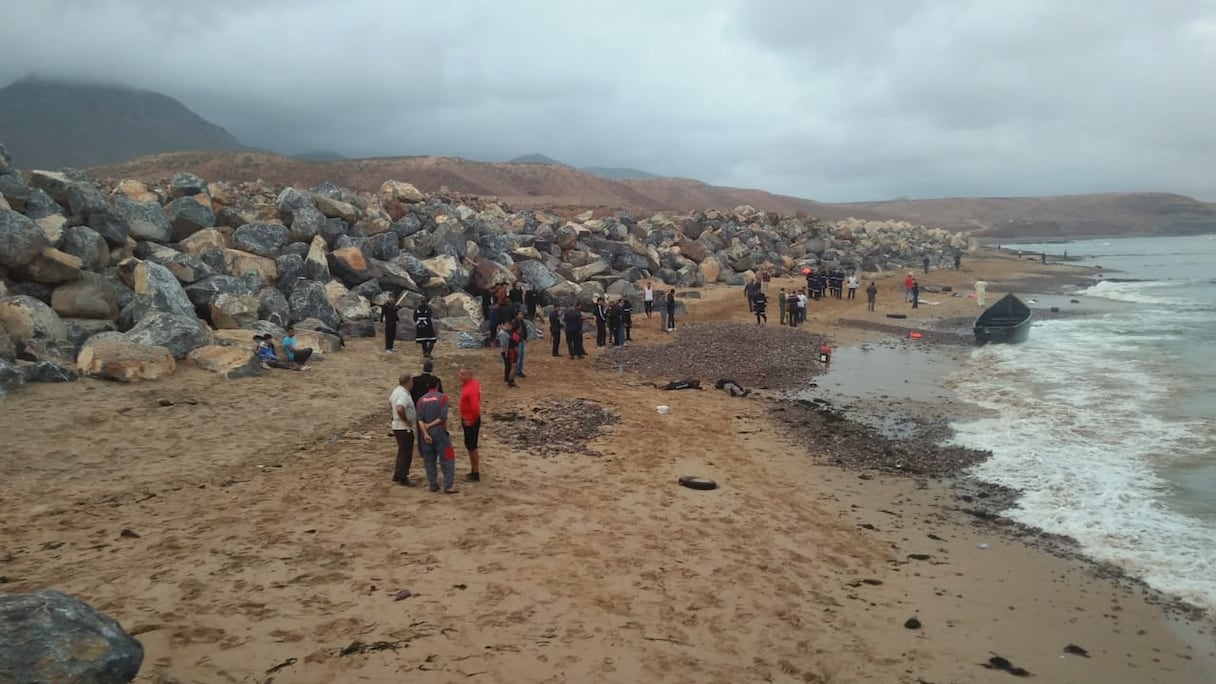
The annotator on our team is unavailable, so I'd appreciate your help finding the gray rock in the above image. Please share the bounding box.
[304,235,331,282]
[0,295,69,357]
[65,181,108,218]
[184,275,254,311]
[87,212,130,246]
[51,272,118,319]
[60,225,109,271]
[169,172,207,198]
[352,279,383,301]
[0,326,14,362]
[430,223,467,258]
[156,252,214,284]
[209,293,261,329]
[22,189,65,221]
[0,589,143,684]
[165,196,216,241]
[23,359,77,382]
[288,280,341,329]
[287,206,326,243]
[64,318,118,353]
[516,260,560,291]
[273,253,305,295]
[125,311,211,359]
[0,207,51,269]
[276,187,313,215]
[279,241,309,259]
[0,358,24,389]
[313,180,343,200]
[257,287,290,328]
[233,223,290,258]
[113,196,172,243]
[365,231,400,261]
[389,214,424,239]
[341,319,377,338]
[328,245,379,287]
[320,217,349,249]
[125,260,195,318]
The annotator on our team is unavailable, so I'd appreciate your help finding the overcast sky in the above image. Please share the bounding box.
[2,0,1214,202]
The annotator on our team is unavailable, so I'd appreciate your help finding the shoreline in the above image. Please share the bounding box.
[1,249,1214,682]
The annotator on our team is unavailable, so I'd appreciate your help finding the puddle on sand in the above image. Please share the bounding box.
[797,345,965,403]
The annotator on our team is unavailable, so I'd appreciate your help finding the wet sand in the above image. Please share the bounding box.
[1,249,1213,683]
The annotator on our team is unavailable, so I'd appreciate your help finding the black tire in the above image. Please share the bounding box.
[678,476,718,491]
[886,313,908,319]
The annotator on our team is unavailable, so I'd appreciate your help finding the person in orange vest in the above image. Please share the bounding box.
[904,273,915,302]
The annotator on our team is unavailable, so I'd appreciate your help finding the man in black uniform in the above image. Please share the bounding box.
[380,290,401,353]
[509,282,523,306]
[549,304,563,356]
[524,285,539,321]
[752,288,768,325]
[593,297,608,347]
[621,297,634,341]
[563,303,585,358]
[411,359,444,405]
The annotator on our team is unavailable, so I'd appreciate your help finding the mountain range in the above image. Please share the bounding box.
[3,77,1215,239]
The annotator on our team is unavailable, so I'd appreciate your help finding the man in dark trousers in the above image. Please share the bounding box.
[594,296,608,347]
[549,304,563,356]
[607,299,622,346]
[621,297,633,341]
[911,279,920,309]
[389,372,416,486]
[416,381,457,494]
[923,255,931,274]
[509,282,523,306]
[379,291,401,353]
[752,288,768,325]
[866,281,878,311]
[563,303,585,358]
[524,285,539,321]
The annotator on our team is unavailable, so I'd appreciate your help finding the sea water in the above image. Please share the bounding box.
[947,234,1216,612]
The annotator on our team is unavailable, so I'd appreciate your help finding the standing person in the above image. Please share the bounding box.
[416,381,457,494]
[389,372,416,486]
[411,360,443,408]
[563,303,585,358]
[974,280,988,307]
[513,310,529,378]
[281,326,312,367]
[642,281,655,319]
[524,284,539,321]
[797,288,808,323]
[664,290,677,331]
[744,280,756,312]
[549,304,563,356]
[509,282,523,306]
[953,253,961,270]
[414,300,437,359]
[752,288,768,325]
[621,297,633,341]
[787,290,799,327]
[777,288,787,324]
[379,291,402,353]
[904,273,915,302]
[846,273,859,301]
[911,279,920,309]
[866,282,878,311]
[457,368,482,482]
[607,300,623,346]
[923,255,930,274]
[594,297,608,347]
[498,322,518,387]
[762,270,771,292]
[479,290,492,324]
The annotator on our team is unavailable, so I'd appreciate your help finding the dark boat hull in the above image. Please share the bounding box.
[973,294,1033,345]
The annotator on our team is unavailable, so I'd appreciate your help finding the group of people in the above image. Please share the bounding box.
[903,273,921,308]
[801,269,854,300]
[388,361,483,493]
[253,326,312,370]
[378,291,437,358]
[757,277,882,324]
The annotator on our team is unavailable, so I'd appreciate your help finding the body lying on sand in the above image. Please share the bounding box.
[2,248,1212,684]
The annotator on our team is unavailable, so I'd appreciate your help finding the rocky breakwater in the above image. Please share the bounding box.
[0,138,971,389]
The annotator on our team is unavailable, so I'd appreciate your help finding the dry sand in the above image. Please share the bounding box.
[1,249,1214,683]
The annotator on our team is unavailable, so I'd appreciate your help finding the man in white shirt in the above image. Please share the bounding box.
[390,372,417,486]
[846,274,859,300]
[642,281,655,319]
[974,280,988,307]
[797,290,808,323]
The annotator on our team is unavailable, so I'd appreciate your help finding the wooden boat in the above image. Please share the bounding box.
[974,293,1032,345]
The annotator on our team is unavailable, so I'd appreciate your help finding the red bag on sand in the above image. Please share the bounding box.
[443,446,455,461]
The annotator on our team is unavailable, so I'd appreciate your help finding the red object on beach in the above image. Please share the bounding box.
[909,331,923,340]
[818,344,832,364]
[802,267,811,275]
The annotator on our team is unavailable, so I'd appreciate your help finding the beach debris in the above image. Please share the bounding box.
[656,405,670,414]
[978,543,989,550]
[264,657,297,674]
[338,640,405,657]
[599,322,826,390]
[119,528,140,539]
[394,589,413,601]
[157,399,174,407]
[907,553,931,561]
[982,654,1032,677]
[1063,643,1090,658]
[1070,299,1081,304]
[491,399,618,458]
[677,476,718,491]
[904,617,922,630]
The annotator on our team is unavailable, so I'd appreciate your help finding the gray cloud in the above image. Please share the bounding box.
[2,0,1213,201]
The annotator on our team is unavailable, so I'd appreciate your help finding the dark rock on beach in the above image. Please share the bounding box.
[0,589,144,683]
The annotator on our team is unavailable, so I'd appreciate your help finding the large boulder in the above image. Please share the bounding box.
[288,280,341,329]
[22,359,78,383]
[112,196,172,243]
[77,338,176,382]
[0,207,51,269]
[515,259,560,291]
[209,293,261,329]
[67,181,109,217]
[222,248,278,282]
[257,287,290,327]
[232,223,290,258]
[324,281,371,321]
[119,259,195,318]
[179,227,228,256]
[378,180,424,205]
[422,254,469,290]
[51,273,119,319]
[273,253,305,295]
[87,213,130,247]
[184,275,254,312]
[18,248,84,284]
[64,318,118,353]
[157,252,214,284]
[0,295,69,356]
[124,311,211,359]
[169,172,207,199]
[60,225,110,271]
[26,170,73,204]
[188,345,261,378]
[328,245,377,286]
[165,196,216,241]
[0,590,143,684]
[314,195,359,223]
[304,235,331,281]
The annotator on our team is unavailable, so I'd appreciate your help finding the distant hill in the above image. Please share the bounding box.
[582,166,661,180]
[88,150,1216,239]
[509,153,568,166]
[292,150,349,161]
[0,76,247,170]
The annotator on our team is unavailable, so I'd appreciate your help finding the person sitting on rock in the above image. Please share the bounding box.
[281,326,312,368]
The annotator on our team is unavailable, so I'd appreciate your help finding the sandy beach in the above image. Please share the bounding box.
[2,249,1214,683]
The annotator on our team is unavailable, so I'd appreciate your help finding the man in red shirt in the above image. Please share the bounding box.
[458,367,483,482]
